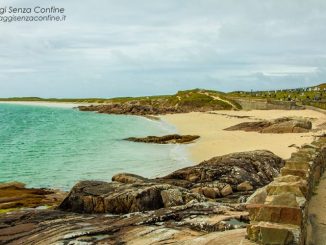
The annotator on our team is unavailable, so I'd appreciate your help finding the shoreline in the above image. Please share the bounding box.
[0,101,92,108]
[161,109,326,162]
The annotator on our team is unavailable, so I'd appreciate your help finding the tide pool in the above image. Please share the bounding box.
[0,103,192,190]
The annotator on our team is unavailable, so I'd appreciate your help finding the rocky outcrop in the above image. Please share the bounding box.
[0,201,251,244]
[162,150,284,191]
[78,103,180,115]
[0,182,65,211]
[225,117,312,133]
[77,89,241,115]
[59,150,284,216]
[59,181,206,214]
[125,134,200,144]
[246,137,326,245]
[0,150,286,244]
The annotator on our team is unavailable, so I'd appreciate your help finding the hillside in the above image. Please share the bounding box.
[78,89,242,115]
[1,83,326,111]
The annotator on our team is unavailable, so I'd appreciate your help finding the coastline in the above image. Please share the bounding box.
[161,109,326,162]
[0,101,92,108]
[0,102,194,190]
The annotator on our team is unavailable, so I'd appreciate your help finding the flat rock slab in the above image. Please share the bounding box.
[0,202,249,244]
[0,182,66,211]
[125,134,200,144]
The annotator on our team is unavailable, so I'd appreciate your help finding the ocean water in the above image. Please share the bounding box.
[0,103,192,190]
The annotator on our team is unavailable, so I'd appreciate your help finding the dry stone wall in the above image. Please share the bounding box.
[235,98,303,110]
[246,137,326,244]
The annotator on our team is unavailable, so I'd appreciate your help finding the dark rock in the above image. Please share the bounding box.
[124,134,200,144]
[59,181,206,214]
[162,150,285,190]
[112,173,148,183]
[224,117,312,133]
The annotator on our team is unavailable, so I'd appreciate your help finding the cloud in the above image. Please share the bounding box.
[0,0,325,97]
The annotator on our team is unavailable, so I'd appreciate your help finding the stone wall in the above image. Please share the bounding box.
[246,137,326,245]
[235,98,303,110]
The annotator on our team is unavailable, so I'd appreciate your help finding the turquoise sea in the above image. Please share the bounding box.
[0,103,192,190]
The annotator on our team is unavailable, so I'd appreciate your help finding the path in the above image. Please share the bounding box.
[307,172,326,245]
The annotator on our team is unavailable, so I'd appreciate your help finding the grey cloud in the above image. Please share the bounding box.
[0,0,325,97]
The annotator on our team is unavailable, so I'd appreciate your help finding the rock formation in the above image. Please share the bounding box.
[59,181,206,214]
[224,117,312,133]
[0,182,65,211]
[162,150,284,191]
[124,134,200,144]
[0,150,285,244]
[0,201,250,244]
[60,150,284,215]
[77,89,241,115]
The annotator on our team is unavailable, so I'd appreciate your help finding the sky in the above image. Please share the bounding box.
[0,0,326,98]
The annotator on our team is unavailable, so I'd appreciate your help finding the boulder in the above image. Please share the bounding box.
[221,184,233,196]
[112,173,148,184]
[200,187,221,199]
[161,189,184,207]
[237,181,253,191]
[261,119,312,133]
[162,150,284,189]
[225,117,312,134]
[59,181,205,214]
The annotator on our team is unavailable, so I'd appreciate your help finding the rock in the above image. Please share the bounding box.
[264,193,299,207]
[247,222,298,245]
[124,134,200,144]
[221,185,233,196]
[162,150,284,189]
[112,173,148,183]
[224,121,272,132]
[201,187,221,199]
[225,117,312,134]
[0,201,249,244]
[247,204,302,226]
[0,182,26,189]
[266,180,308,198]
[0,182,66,211]
[161,189,184,207]
[261,118,312,133]
[246,186,268,204]
[237,181,253,191]
[59,151,281,215]
[59,181,205,214]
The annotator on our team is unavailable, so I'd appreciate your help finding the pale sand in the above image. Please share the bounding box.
[161,110,326,162]
[0,101,91,108]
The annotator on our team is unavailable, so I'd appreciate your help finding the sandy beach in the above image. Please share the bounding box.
[0,101,90,108]
[161,109,326,162]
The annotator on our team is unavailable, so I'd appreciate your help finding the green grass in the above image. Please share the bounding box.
[1,83,325,110]
[228,83,326,110]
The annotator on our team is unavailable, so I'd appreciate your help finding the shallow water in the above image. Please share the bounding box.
[0,104,192,190]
